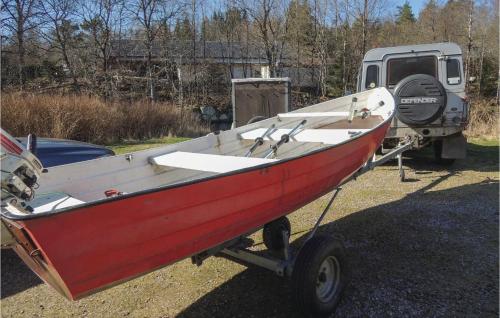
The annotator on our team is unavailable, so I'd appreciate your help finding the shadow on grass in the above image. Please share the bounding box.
[1,249,42,298]
[178,177,499,317]
[383,140,499,174]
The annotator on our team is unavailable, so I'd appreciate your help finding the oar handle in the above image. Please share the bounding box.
[245,124,276,157]
[264,120,307,158]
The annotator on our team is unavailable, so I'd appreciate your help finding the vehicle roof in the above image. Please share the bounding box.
[363,42,462,62]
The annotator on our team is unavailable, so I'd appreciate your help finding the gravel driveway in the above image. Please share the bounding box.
[1,141,498,317]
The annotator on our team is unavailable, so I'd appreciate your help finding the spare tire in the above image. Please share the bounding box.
[394,74,447,126]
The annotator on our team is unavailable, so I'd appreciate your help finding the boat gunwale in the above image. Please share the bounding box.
[1,97,394,221]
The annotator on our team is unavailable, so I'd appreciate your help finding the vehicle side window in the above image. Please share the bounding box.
[446,59,461,85]
[386,55,437,87]
[365,65,378,89]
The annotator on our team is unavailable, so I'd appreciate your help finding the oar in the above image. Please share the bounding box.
[245,124,276,157]
[263,119,307,159]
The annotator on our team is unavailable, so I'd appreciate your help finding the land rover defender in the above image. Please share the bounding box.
[358,42,468,164]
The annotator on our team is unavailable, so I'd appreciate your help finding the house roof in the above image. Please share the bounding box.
[110,39,273,62]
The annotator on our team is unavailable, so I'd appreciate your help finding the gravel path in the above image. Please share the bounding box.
[1,143,498,317]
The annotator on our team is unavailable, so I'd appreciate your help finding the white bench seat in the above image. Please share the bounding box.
[278,111,350,118]
[239,128,369,145]
[150,151,277,173]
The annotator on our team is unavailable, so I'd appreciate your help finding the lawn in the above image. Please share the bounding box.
[107,137,191,154]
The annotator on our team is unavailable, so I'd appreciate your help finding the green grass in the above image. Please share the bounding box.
[467,137,499,162]
[468,137,499,147]
[107,137,191,154]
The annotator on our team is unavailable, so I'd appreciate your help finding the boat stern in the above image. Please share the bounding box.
[1,217,75,299]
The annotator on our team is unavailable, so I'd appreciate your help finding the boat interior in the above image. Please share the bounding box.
[3,88,394,216]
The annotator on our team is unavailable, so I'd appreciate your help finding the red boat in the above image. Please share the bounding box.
[1,88,395,317]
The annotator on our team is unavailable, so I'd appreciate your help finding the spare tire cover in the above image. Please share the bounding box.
[394,74,447,125]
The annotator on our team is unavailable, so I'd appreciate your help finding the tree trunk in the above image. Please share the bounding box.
[55,24,79,91]
[16,0,25,87]
[464,0,474,92]
[361,0,368,56]
[17,28,25,87]
[477,37,485,95]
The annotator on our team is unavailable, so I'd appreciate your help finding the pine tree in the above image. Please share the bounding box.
[396,1,416,24]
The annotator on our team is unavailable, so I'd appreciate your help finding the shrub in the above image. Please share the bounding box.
[1,92,209,144]
[466,98,499,138]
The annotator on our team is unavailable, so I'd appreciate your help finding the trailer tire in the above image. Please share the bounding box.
[292,235,348,318]
[433,139,456,166]
[247,116,267,125]
[262,217,291,251]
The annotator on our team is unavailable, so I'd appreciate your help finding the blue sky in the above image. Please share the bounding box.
[405,0,427,15]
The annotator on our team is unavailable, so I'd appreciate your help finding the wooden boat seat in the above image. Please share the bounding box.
[239,128,370,145]
[29,192,85,214]
[150,151,277,173]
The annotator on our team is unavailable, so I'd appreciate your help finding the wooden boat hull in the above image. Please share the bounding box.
[4,120,389,300]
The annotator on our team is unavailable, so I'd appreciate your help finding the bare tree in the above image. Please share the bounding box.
[1,0,41,86]
[81,0,121,76]
[132,0,162,100]
[132,0,179,100]
[464,0,473,92]
[241,0,289,77]
[314,0,329,97]
[39,0,80,90]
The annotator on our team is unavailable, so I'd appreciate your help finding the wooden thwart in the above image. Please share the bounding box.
[150,151,277,173]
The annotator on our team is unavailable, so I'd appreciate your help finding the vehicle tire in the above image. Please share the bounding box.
[247,116,267,125]
[262,217,291,251]
[433,139,456,166]
[393,74,447,126]
[292,235,349,318]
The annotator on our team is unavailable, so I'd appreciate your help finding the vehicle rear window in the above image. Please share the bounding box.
[386,56,437,87]
[446,59,461,85]
[365,65,378,89]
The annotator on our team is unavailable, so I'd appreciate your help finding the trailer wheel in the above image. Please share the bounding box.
[262,217,291,251]
[247,116,267,125]
[292,235,348,318]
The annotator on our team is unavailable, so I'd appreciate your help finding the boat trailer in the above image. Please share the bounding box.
[190,139,413,317]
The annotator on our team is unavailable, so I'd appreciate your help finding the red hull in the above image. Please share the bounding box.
[10,121,389,299]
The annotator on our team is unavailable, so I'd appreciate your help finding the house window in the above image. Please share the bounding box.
[446,59,461,85]
[386,55,437,87]
[365,65,378,89]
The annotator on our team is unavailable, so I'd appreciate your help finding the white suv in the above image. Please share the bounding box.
[358,42,468,164]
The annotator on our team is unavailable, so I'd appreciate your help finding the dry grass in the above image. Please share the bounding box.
[466,97,499,138]
[1,92,209,144]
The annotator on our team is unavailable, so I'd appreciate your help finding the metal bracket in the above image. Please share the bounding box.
[304,188,342,243]
[220,248,288,277]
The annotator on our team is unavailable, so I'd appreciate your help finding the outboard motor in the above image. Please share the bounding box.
[1,128,43,214]
[393,74,447,126]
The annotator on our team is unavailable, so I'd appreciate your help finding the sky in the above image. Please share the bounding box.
[406,0,427,15]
